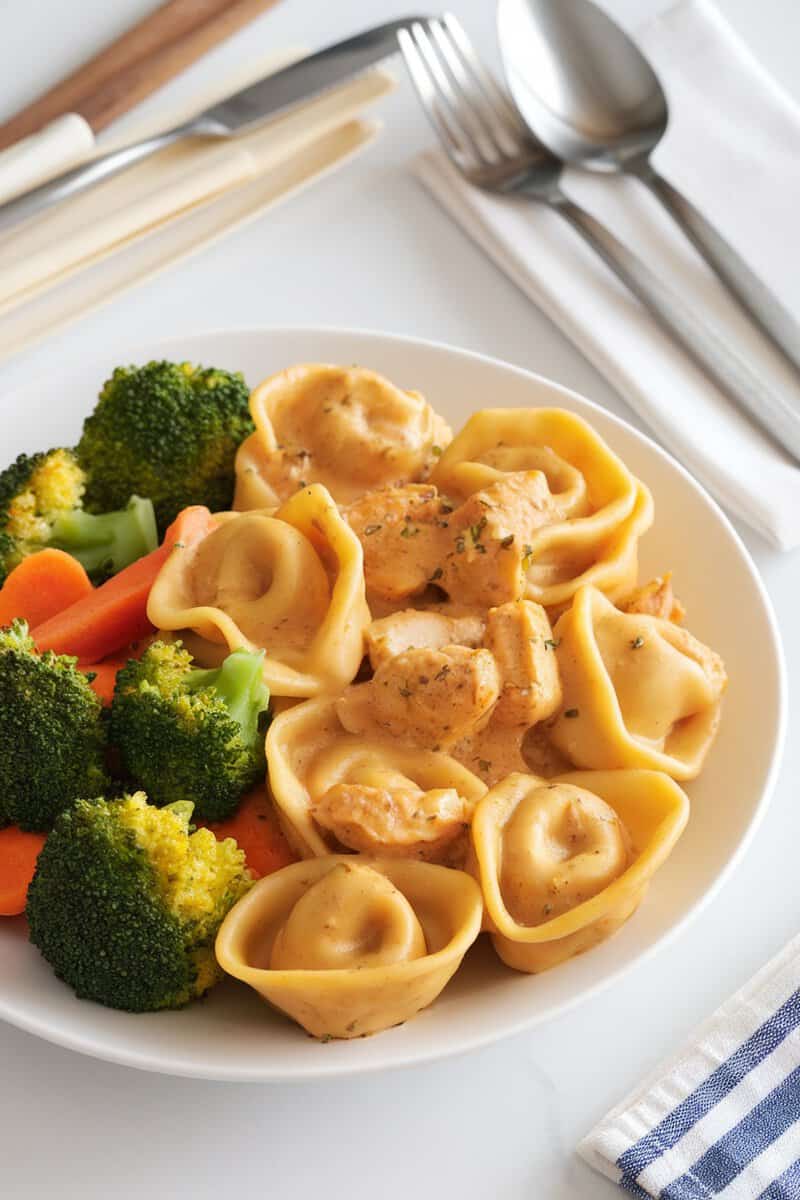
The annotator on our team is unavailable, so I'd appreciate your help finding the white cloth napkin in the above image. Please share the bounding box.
[413,0,800,550]
[579,934,800,1197]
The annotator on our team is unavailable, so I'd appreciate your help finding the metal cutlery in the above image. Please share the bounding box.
[399,14,800,464]
[0,19,422,235]
[496,0,800,375]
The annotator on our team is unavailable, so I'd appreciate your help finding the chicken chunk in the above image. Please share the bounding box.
[365,608,486,670]
[440,472,562,608]
[621,573,685,623]
[483,600,563,725]
[312,782,469,862]
[337,644,501,751]
[345,485,446,601]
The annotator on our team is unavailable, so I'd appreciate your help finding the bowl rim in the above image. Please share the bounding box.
[0,323,787,1082]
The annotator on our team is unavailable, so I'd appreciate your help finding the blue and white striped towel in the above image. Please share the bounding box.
[579,936,800,1198]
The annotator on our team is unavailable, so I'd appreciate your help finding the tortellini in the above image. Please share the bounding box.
[549,586,727,779]
[147,484,370,697]
[266,697,487,862]
[430,408,654,609]
[234,363,451,509]
[215,855,483,1039]
[470,770,689,972]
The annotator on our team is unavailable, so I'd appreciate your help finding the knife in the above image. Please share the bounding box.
[0,18,423,235]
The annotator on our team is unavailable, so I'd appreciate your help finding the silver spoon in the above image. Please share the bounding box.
[497,0,800,375]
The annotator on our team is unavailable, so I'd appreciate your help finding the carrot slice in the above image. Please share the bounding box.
[0,826,47,916]
[198,786,298,879]
[32,506,215,664]
[80,641,148,706]
[0,549,92,630]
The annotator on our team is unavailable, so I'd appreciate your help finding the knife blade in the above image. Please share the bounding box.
[0,18,425,235]
[203,18,426,133]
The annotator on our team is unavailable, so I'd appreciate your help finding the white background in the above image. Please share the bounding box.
[2,1,800,1197]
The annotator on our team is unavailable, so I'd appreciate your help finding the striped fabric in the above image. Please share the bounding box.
[579,938,800,1198]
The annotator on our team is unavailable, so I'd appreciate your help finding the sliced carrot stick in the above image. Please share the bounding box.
[198,786,298,879]
[0,549,92,630]
[32,506,215,664]
[0,826,47,916]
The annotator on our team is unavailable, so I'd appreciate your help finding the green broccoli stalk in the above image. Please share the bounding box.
[48,494,158,578]
[26,793,252,1012]
[0,619,109,830]
[0,448,157,585]
[77,361,254,534]
[111,641,271,821]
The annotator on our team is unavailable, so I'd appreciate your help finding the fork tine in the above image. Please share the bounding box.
[439,12,529,136]
[398,26,481,171]
[408,23,495,166]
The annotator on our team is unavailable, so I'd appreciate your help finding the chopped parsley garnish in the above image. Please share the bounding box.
[544,638,560,650]
[469,516,488,544]
[499,533,515,549]
[431,444,443,457]
[428,566,443,582]
[364,524,382,536]
[454,535,466,554]
[400,524,419,538]
[630,636,645,649]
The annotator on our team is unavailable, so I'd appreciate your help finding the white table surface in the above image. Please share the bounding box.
[2,1,799,1196]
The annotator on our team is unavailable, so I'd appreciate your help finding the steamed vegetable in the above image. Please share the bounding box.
[77,361,254,533]
[0,448,157,585]
[0,548,92,628]
[32,505,215,663]
[197,787,297,878]
[0,827,47,916]
[0,619,108,830]
[112,642,271,821]
[26,793,252,1011]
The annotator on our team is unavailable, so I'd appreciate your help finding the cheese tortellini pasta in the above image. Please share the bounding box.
[216,856,483,1038]
[234,363,451,509]
[266,697,487,862]
[469,770,689,972]
[549,586,727,779]
[147,483,370,696]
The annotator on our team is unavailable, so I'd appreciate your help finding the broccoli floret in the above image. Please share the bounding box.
[0,448,157,585]
[26,793,252,1011]
[77,361,254,534]
[0,619,109,830]
[111,641,270,822]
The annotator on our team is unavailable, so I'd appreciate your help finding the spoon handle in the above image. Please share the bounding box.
[632,163,800,376]
[554,196,800,464]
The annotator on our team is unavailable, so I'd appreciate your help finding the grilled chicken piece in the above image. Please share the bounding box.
[483,600,562,725]
[621,573,685,623]
[345,485,445,601]
[337,644,501,751]
[312,781,469,861]
[365,607,486,670]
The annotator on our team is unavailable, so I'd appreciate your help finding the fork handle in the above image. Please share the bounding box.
[630,160,800,376]
[555,196,800,464]
[0,118,201,235]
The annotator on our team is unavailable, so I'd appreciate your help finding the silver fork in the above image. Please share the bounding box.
[399,14,800,465]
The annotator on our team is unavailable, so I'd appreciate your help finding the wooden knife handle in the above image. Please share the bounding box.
[0,0,281,151]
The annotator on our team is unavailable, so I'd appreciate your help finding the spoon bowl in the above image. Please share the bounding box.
[497,0,667,169]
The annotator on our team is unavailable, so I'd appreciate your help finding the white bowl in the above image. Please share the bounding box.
[0,327,785,1081]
